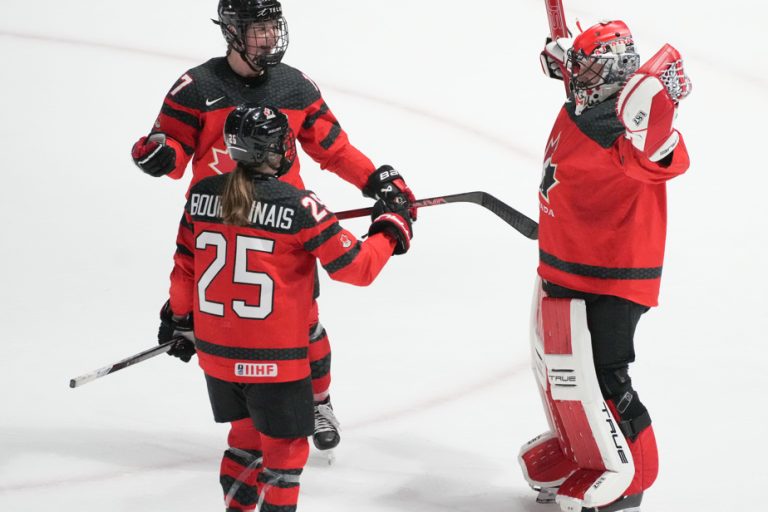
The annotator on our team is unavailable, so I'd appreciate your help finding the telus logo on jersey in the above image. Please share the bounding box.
[235,363,278,378]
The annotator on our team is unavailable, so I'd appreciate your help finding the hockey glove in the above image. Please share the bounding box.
[540,37,572,81]
[362,165,418,221]
[617,44,691,162]
[131,133,177,177]
[368,199,413,255]
[158,300,196,363]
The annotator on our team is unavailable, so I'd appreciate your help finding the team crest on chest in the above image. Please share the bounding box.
[540,133,561,202]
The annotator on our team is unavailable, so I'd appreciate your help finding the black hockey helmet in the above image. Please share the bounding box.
[223,105,296,176]
[214,0,289,71]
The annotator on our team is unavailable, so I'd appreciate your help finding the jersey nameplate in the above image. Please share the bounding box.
[190,193,295,230]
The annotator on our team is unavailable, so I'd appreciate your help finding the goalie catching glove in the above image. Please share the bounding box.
[362,165,417,221]
[158,300,196,362]
[617,44,692,162]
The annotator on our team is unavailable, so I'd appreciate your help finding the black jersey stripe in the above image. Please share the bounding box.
[320,123,341,150]
[176,243,194,257]
[302,103,329,129]
[161,102,201,131]
[303,223,342,252]
[323,242,362,274]
[540,250,663,280]
[180,213,193,231]
[196,338,308,361]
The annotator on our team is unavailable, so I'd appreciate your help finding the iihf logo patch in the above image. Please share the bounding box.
[235,363,278,378]
[339,234,352,248]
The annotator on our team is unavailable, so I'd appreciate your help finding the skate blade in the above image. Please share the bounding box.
[535,487,558,504]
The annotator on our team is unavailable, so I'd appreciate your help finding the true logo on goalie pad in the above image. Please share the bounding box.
[235,363,278,378]
[601,403,629,464]
[632,110,647,127]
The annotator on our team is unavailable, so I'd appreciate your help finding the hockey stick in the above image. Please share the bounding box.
[545,0,572,96]
[335,191,539,240]
[69,338,181,388]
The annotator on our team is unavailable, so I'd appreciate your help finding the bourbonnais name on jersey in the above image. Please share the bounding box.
[190,192,296,230]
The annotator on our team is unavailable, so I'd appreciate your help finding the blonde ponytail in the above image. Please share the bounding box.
[221,164,254,226]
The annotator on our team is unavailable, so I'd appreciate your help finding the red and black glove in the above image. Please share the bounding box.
[362,165,417,221]
[131,133,177,177]
[368,199,413,255]
[158,300,196,363]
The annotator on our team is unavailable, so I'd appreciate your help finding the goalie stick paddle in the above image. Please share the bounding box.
[335,191,539,240]
[69,338,180,388]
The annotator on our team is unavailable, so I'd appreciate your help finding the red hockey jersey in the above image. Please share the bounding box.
[153,58,375,192]
[169,175,395,384]
[537,97,690,307]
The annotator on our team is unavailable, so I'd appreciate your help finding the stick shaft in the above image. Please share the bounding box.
[544,0,572,95]
[335,191,538,240]
[69,340,176,388]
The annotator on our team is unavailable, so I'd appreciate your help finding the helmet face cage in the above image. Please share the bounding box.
[567,45,640,91]
[217,0,289,70]
[224,105,296,176]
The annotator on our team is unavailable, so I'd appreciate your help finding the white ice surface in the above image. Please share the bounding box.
[1,1,766,511]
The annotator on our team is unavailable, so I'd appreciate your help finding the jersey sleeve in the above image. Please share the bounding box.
[297,75,376,190]
[295,193,395,286]
[615,132,690,184]
[168,209,196,316]
[152,72,205,180]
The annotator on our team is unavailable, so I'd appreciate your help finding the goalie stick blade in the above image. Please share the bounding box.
[335,191,538,240]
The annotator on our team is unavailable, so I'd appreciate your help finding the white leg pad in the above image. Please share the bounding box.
[526,280,635,511]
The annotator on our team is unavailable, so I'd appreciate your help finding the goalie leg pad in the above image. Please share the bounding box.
[520,279,579,489]
[519,431,579,489]
[534,294,635,511]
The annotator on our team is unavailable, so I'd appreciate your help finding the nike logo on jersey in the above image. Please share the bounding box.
[206,96,225,107]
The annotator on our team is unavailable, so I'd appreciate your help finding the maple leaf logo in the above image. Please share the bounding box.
[208,146,233,175]
[539,133,561,202]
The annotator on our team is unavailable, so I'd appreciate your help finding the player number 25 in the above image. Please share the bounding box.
[195,232,275,319]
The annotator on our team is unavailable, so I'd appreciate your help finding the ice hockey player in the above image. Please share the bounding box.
[130,0,416,452]
[158,104,413,512]
[519,20,692,512]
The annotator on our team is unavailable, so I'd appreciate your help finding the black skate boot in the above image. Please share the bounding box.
[313,397,340,450]
[583,492,643,512]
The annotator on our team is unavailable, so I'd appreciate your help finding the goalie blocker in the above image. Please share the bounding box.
[519,280,658,511]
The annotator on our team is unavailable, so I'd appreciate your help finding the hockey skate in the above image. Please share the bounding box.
[533,486,558,504]
[582,493,642,512]
[313,397,340,451]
